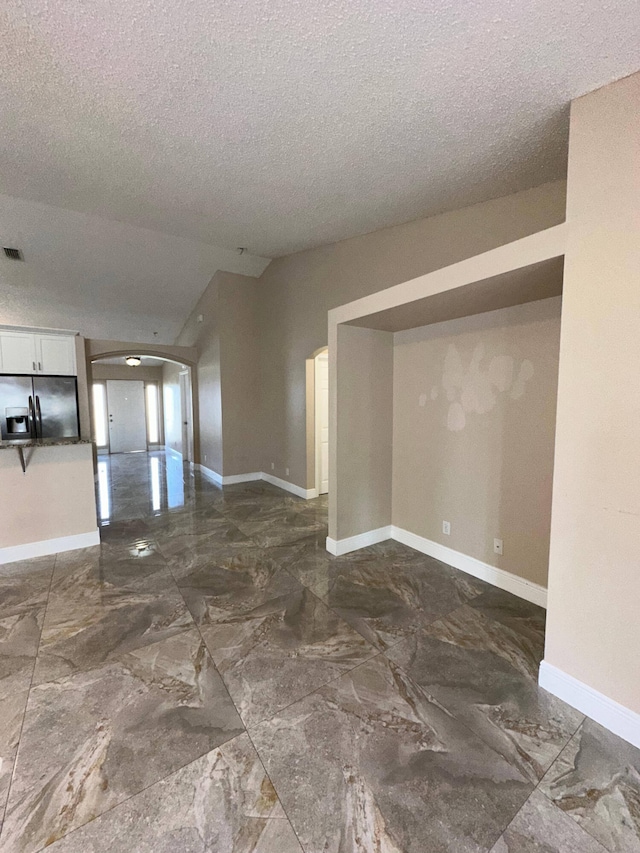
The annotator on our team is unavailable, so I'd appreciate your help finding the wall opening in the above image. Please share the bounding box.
[89,354,193,458]
[306,347,329,496]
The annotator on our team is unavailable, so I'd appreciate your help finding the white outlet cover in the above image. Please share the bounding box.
[494,538,503,554]
[443,521,451,535]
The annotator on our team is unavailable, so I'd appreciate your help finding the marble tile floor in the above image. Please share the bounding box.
[0,451,638,852]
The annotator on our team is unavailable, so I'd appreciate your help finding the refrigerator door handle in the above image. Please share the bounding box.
[35,395,43,439]
[28,395,36,438]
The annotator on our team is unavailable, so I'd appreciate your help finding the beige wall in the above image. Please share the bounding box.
[0,444,97,551]
[175,183,565,484]
[162,361,183,456]
[545,73,640,713]
[257,180,566,490]
[332,325,394,540]
[219,278,263,474]
[392,297,561,587]
[176,273,225,473]
[177,271,262,476]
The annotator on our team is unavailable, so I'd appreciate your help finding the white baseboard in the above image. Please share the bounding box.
[196,465,317,499]
[261,472,317,500]
[0,529,101,565]
[539,661,640,750]
[196,463,223,485]
[223,471,263,485]
[194,464,222,486]
[391,526,547,608]
[196,464,261,486]
[324,524,547,608]
[326,525,392,556]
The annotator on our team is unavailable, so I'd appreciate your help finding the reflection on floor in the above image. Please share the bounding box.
[0,451,638,852]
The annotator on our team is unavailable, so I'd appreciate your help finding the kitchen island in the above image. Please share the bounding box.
[0,439,99,564]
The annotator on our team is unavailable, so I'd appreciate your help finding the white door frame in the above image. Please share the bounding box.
[314,349,329,495]
[179,369,193,463]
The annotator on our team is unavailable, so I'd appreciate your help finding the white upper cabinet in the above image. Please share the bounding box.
[0,331,37,374]
[0,330,77,376]
[36,335,77,376]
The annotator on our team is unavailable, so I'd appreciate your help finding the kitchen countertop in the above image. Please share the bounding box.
[0,438,93,450]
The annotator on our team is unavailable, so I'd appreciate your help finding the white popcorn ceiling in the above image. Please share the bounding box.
[0,1,638,341]
[1,0,639,257]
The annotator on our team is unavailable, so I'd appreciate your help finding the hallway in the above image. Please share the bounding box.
[0,453,638,852]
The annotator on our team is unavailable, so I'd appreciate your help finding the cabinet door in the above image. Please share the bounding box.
[0,332,37,374]
[36,335,77,376]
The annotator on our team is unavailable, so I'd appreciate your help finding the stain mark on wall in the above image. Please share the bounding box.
[426,343,534,430]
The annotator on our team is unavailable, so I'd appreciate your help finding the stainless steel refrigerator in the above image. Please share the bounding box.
[0,374,79,441]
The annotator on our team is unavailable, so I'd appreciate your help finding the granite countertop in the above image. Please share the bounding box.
[0,438,93,450]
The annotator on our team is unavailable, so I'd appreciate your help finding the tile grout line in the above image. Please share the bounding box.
[243,725,309,853]
[171,532,385,732]
[531,722,617,853]
[18,526,251,853]
[4,477,224,847]
[193,524,393,728]
[0,555,57,846]
[22,729,255,853]
[163,524,309,851]
[373,600,587,794]
[12,462,604,852]
[319,570,585,850]
[244,648,387,731]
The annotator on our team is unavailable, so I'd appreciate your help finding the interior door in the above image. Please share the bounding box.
[315,352,329,495]
[179,370,192,462]
[106,380,147,453]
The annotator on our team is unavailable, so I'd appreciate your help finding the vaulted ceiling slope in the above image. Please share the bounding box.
[1,0,639,260]
[0,193,269,342]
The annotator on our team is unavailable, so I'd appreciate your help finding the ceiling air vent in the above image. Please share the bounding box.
[3,247,23,261]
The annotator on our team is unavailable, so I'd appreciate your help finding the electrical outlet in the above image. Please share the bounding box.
[285,467,290,476]
[442,520,451,535]
[204,454,207,463]
[271,462,274,470]
[494,538,503,555]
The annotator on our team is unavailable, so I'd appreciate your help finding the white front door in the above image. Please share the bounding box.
[107,380,147,453]
[315,352,329,495]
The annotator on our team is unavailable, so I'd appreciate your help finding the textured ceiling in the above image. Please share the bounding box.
[0,193,269,343]
[1,1,639,259]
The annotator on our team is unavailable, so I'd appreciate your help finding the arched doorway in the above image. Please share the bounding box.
[88,353,195,463]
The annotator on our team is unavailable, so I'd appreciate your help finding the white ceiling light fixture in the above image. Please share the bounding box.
[125,355,141,367]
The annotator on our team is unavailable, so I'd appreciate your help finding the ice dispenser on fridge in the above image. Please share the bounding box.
[5,406,30,436]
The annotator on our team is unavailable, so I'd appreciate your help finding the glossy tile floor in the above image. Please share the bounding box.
[1,451,639,852]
